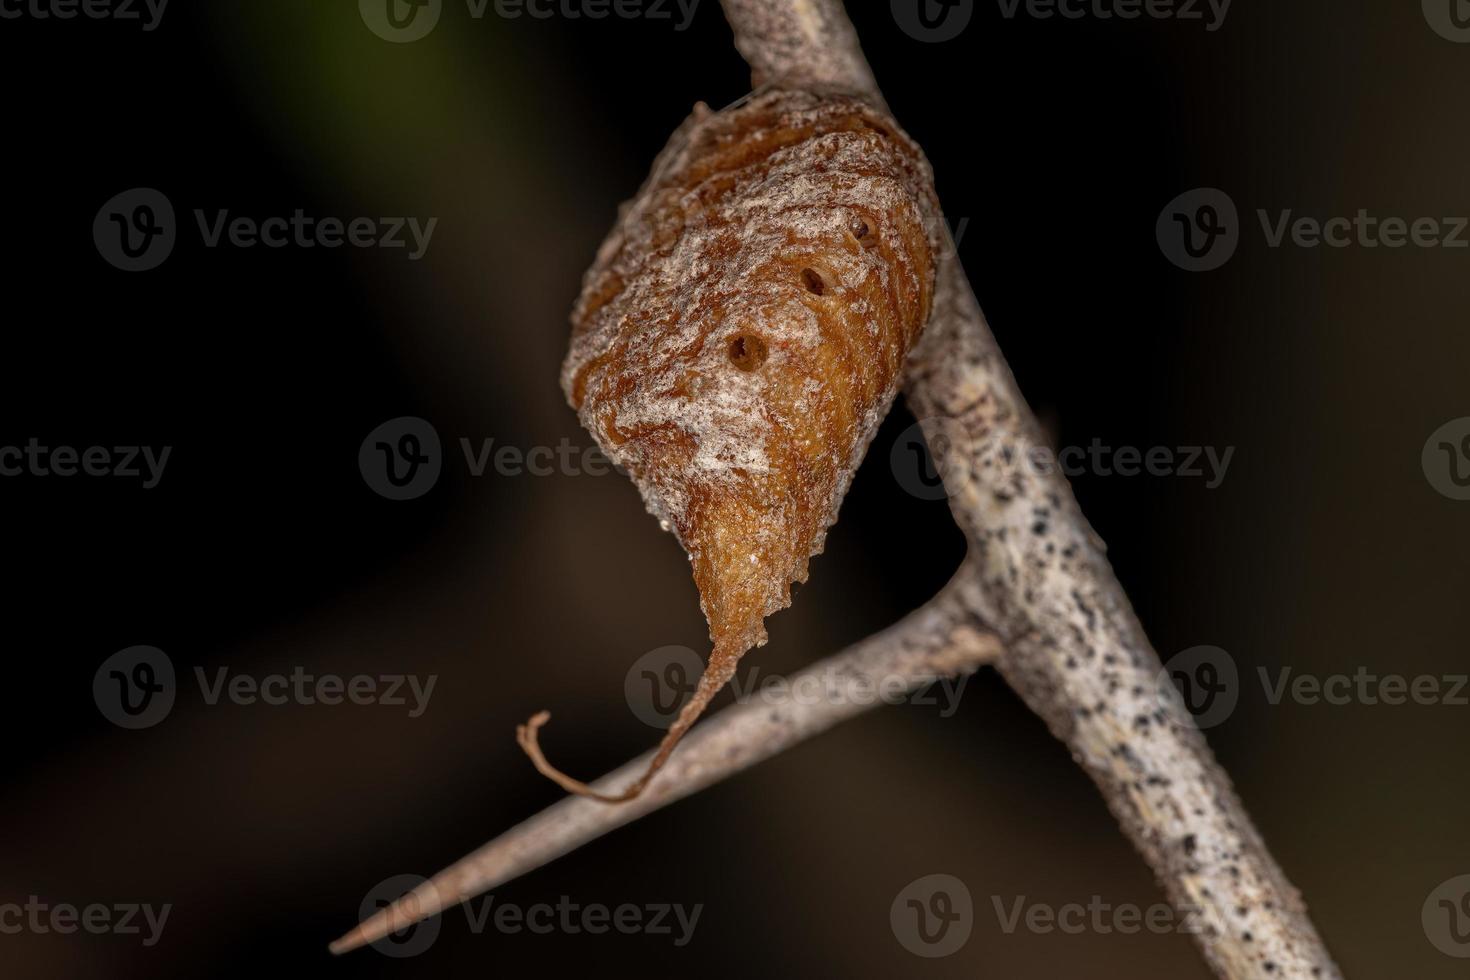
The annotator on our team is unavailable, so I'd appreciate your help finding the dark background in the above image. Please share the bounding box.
[2,1,1467,976]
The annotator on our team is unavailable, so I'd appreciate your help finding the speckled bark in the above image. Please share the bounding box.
[720,0,882,100]
[905,262,1341,979]
[720,1,1343,976]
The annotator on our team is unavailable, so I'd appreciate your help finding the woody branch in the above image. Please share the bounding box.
[333,2,1342,976]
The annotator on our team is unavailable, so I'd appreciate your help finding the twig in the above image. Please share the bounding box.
[719,0,881,99]
[906,257,1343,980]
[329,571,1000,955]
[725,1,1342,973]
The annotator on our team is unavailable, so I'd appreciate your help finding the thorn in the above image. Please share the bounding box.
[328,877,449,956]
